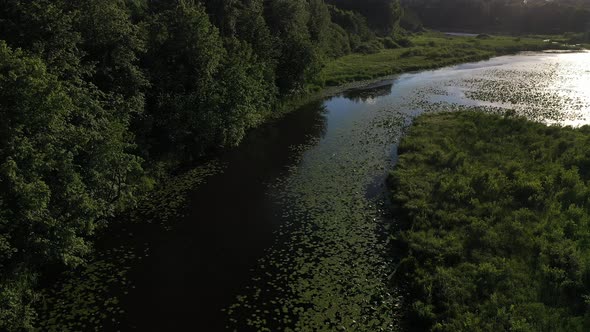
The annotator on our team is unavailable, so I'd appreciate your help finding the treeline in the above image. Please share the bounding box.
[390,112,590,331]
[0,0,403,329]
[401,0,590,34]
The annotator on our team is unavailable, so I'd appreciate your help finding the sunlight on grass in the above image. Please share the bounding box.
[320,32,583,87]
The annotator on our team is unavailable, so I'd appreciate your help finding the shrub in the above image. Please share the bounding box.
[396,36,415,47]
[355,40,383,54]
[382,37,401,49]
[476,33,492,39]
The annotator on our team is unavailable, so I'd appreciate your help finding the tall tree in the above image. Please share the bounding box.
[141,0,225,159]
[0,41,144,331]
[265,0,322,94]
[327,0,403,35]
[0,0,86,80]
[73,0,148,117]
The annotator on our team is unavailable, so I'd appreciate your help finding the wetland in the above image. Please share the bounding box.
[37,51,590,331]
[5,1,590,331]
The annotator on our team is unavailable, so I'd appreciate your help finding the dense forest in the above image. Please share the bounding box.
[401,0,590,33]
[390,112,590,331]
[0,0,406,329]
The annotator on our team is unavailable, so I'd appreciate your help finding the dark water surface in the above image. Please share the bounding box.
[120,101,329,331]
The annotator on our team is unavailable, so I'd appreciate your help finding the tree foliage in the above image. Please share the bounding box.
[327,0,403,35]
[0,41,144,331]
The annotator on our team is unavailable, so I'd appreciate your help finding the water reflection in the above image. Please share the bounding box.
[383,51,590,126]
[545,52,590,126]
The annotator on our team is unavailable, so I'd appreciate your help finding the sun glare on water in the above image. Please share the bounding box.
[425,51,590,127]
[548,51,590,127]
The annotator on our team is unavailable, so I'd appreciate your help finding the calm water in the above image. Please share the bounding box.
[43,51,590,331]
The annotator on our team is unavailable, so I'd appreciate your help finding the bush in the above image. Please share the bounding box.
[381,37,401,49]
[568,31,590,44]
[355,40,383,54]
[400,47,425,58]
[395,36,414,47]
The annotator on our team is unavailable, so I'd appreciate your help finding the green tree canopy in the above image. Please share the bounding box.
[0,41,144,330]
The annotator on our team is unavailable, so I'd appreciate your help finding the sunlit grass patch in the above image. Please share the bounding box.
[320,32,582,87]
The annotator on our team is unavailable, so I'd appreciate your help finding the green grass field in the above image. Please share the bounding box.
[319,32,585,86]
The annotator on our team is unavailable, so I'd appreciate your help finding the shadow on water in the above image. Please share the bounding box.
[119,100,329,331]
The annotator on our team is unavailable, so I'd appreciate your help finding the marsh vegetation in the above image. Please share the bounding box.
[390,111,590,331]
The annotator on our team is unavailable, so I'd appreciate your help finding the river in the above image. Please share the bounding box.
[36,51,590,331]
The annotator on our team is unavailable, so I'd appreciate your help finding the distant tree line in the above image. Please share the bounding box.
[401,0,590,34]
[0,0,403,329]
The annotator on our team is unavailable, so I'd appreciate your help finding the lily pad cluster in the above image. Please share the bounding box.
[35,246,141,332]
[227,90,408,331]
[129,162,225,228]
[33,161,224,331]
[423,52,590,125]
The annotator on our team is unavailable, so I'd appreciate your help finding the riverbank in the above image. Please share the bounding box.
[319,32,585,86]
[389,111,590,331]
[34,162,225,331]
[275,32,587,118]
[243,31,587,128]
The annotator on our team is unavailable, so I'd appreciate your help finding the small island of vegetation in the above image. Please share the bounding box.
[390,111,590,331]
